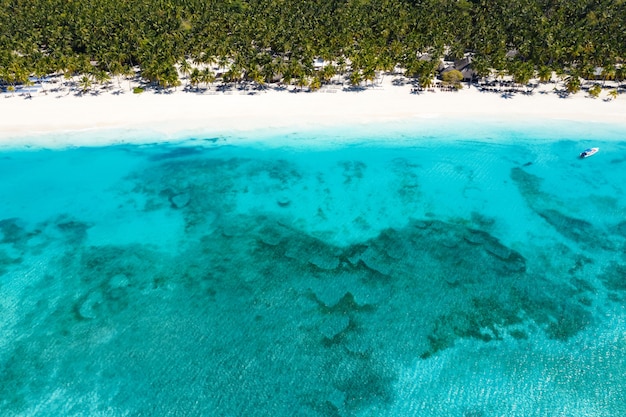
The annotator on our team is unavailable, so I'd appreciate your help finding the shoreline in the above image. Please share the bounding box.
[2,75,625,148]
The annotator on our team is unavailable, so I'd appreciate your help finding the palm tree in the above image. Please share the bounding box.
[362,66,376,86]
[470,56,491,84]
[564,74,581,94]
[512,62,534,87]
[200,68,215,88]
[286,59,306,88]
[190,68,201,90]
[22,78,35,97]
[34,58,51,94]
[376,53,395,75]
[94,70,111,89]
[601,65,616,87]
[496,68,507,88]
[309,76,321,91]
[79,75,92,94]
[537,65,552,83]
[216,55,230,75]
[261,60,277,84]
[7,60,28,94]
[554,68,566,89]
[108,60,125,90]
[419,72,435,89]
[282,67,293,87]
[272,57,289,84]
[178,58,193,88]
[588,84,601,98]
[579,63,596,83]
[296,75,308,91]
[615,66,625,84]
[607,89,618,100]
[320,64,336,84]
[164,67,181,90]
[123,66,136,91]
[247,66,264,88]
[222,64,242,85]
[349,70,362,87]
[336,56,348,82]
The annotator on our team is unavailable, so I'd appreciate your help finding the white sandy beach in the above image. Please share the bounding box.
[1,74,625,146]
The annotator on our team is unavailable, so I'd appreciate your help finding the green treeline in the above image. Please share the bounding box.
[0,0,624,87]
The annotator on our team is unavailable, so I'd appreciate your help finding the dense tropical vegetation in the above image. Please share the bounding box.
[0,0,624,91]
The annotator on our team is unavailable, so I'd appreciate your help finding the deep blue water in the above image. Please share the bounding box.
[1,120,626,416]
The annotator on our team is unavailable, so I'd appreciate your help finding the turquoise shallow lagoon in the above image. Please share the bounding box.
[1,120,626,416]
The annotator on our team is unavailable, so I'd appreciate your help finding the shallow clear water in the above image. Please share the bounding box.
[1,120,626,416]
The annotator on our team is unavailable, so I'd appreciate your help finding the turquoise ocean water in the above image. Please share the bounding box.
[1,119,626,416]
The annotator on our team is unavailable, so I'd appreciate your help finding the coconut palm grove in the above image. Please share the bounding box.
[0,0,625,89]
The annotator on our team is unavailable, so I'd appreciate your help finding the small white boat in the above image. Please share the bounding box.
[580,147,599,158]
